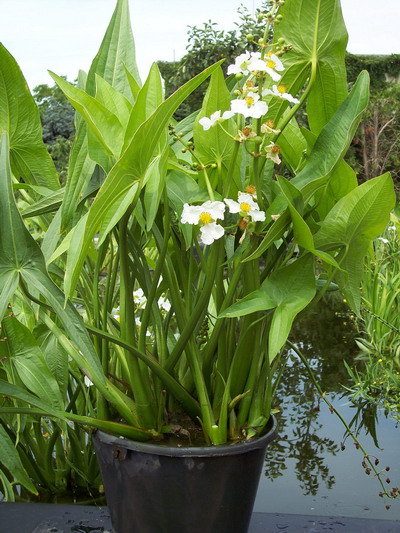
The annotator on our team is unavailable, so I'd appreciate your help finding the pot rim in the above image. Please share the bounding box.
[93,415,277,458]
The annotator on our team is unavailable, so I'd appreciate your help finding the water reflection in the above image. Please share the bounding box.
[256,294,400,519]
[263,295,357,495]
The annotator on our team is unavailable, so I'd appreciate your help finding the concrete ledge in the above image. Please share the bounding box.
[0,502,399,533]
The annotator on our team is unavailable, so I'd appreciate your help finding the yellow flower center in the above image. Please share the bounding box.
[277,85,286,93]
[267,60,276,69]
[199,212,213,224]
[246,96,255,106]
[240,202,251,213]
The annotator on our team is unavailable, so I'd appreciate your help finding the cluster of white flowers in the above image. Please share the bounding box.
[199,50,299,128]
[227,51,284,81]
[181,192,265,245]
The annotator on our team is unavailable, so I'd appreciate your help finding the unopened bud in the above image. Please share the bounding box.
[235,72,244,81]
[210,163,218,169]
[258,38,265,45]
[278,38,285,45]
[246,34,254,42]
[276,14,283,21]
[234,89,241,96]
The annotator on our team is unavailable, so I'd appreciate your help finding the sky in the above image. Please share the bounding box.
[1,0,400,89]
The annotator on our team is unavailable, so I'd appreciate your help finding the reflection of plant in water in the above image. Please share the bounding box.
[265,358,338,496]
[264,296,357,495]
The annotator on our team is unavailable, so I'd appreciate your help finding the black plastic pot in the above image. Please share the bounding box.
[93,416,277,533]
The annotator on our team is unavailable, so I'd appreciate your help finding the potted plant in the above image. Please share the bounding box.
[0,0,395,531]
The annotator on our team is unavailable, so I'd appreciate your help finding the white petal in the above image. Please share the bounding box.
[247,100,268,119]
[200,222,225,244]
[270,54,285,71]
[248,58,268,72]
[224,198,240,213]
[199,200,225,220]
[265,68,282,82]
[199,117,212,130]
[237,192,256,205]
[262,88,274,97]
[181,203,202,224]
[250,209,266,222]
[210,110,222,122]
[222,110,235,120]
[227,64,240,75]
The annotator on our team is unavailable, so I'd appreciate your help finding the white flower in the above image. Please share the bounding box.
[236,127,257,142]
[378,237,389,244]
[265,142,281,165]
[263,53,285,81]
[262,85,300,104]
[181,200,226,245]
[199,110,235,131]
[158,296,171,312]
[227,51,285,80]
[230,93,268,119]
[261,121,281,135]
[227,52,261,75]
[133,288,147,308]
[224,193,265,222]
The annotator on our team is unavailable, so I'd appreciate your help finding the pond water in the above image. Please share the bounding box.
[255,295,400,520]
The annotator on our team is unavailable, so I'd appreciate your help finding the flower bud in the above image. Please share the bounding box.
[253,136,263,144]
[234,89,241,96]
[246,34,254,42]
[235,72,244,81]
[258,38,264,45]
[266,11,273,19]
[210,163,218,169]
[258,14,265,21]
[278,37,285,45]
[276,14,283,21]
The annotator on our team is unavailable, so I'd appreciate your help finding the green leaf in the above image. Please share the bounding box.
[293,71,369,190]
[220,255,316,361]
[85,0,141,99]
[64,60,223,299]
[0,425,37,495]
[143,146,169,231]
[0,133,46,321]
[49,72,124,159]
[21,188,64,218]
[314,173,395,311]
[1,316,64,411]
[61,121,96,229]
[0,133,139,427]
[0,44,59,190]
[193,67,241,187]
[95,74,132,129]
[276,175,342,270]
[274,0,348,134]
[123,63,164,149]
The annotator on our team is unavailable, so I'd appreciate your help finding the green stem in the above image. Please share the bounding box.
[118,211,155,429]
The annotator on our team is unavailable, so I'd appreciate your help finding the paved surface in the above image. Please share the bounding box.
[0,502,399,532]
